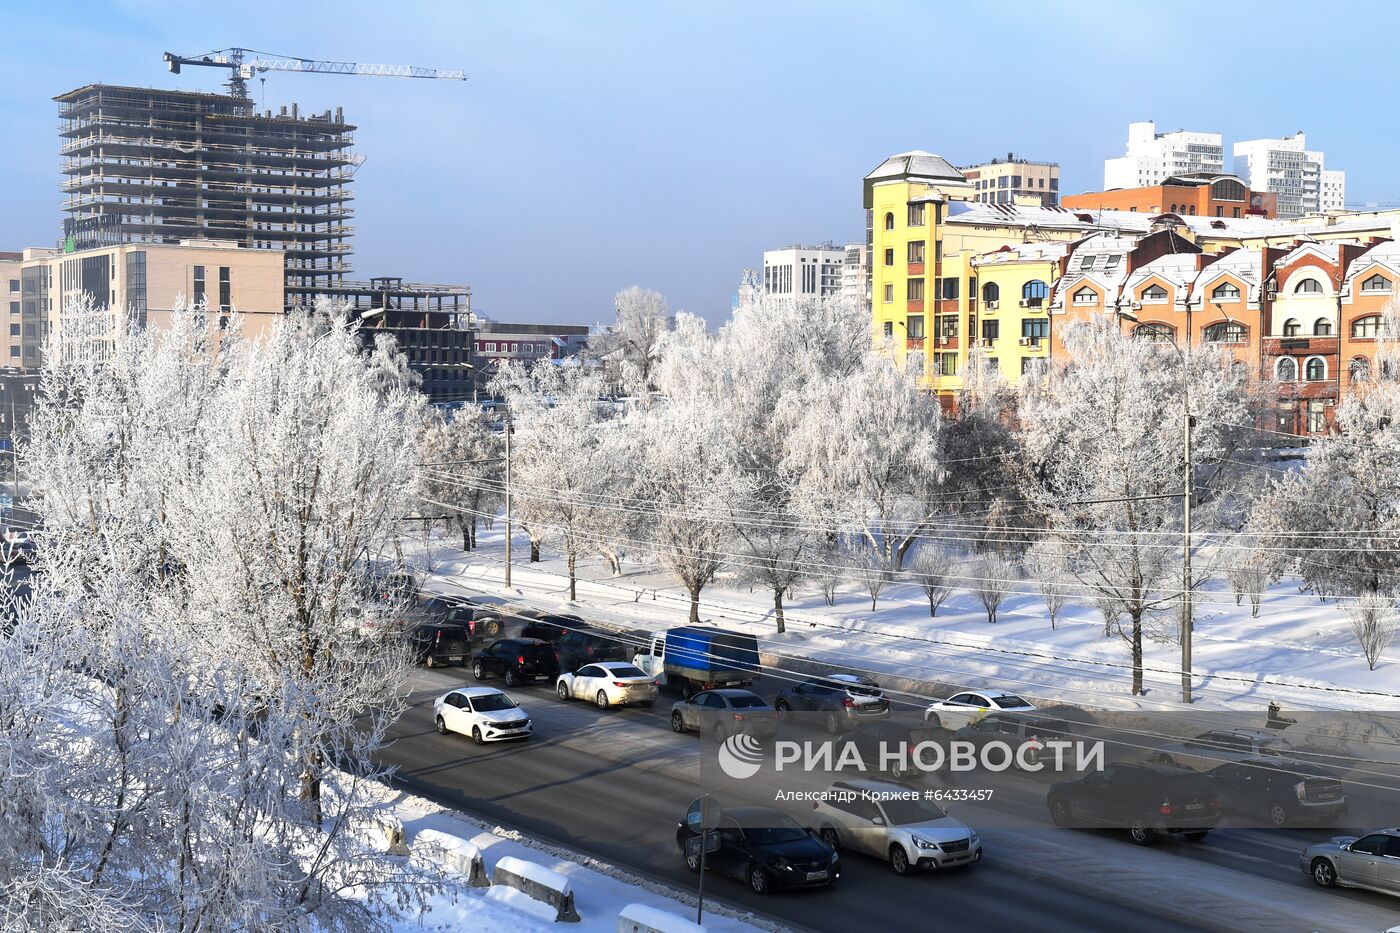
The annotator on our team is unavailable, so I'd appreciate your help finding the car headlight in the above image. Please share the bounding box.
[911,835,940,850]
[769,857,790,871]
[970,832,980,845]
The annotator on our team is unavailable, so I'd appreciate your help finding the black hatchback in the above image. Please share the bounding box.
[1207,757,1348,827]
[472,638,560,687]
[675,805,839,895]
[518,611,590,643]
[1048,762,1220,845]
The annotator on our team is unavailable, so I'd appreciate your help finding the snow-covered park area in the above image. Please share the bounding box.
[405,526,1400,716]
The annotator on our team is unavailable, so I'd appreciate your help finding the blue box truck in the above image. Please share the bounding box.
[633,626,761,696]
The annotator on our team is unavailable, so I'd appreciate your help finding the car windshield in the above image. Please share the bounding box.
[742,815,808,845]
[608,665,647,678]
[881,798,948,825]
[728,695,769,709]
[471,694,517,712]
[992,695,1032,709]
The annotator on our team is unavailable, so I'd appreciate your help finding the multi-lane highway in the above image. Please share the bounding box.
[377,666,1400,933]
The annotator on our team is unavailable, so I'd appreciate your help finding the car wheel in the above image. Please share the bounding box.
[775,699,790,722]
[671,711,687,733]
[824,712,841,735]
[1310,857,1337,888]
[924,712,942,730]
[596,690,611,710]
[1266,802,1289,827]
[684,850,701,873]
[472,726,484,746]
[1048,796,1072,827]
[748,865,770,894]
[472,661,486,681]
[504,669,518,688]
[1128,818,1157,846]
[484,619,502,637]
[434,715,448,735]
[426,654,437,669]
[889,844,911,876]
[819,826,841,851]
[557,681,571,701]
[1183,831,1210,842]
[889,759,909,781]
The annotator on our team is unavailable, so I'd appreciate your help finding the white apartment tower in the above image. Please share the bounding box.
[761,244,847,298]
[1103,120,1225,190]
[1233,133,1346,219]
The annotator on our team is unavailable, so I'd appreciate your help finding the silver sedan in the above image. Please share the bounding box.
[1301,828,1400,896]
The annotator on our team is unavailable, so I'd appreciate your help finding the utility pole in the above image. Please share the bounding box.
[503,407,512,589]
[1181,301,1194,705]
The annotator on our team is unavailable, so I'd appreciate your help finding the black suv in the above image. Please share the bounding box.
[472,638,560,687]
[675,805,839,895]
[774,674,891,734]
[554,627,630,672]
[407,622,470,668]
[1207,757,1348,827]
[450,595,514,639]
[517,611,590,643]
[1047,762,1219,845]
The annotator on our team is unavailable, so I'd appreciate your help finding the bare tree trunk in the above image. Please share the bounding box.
[461,520,470,551]
[568,551,577,602]
[530,538,540,563]
[688,583,701,624]
[773,588,786,634]
[1131,611,1144,696]
[470,520,477,549]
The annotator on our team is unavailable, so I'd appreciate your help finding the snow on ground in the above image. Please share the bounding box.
[360,778,773,933]
[402,525,1400,715]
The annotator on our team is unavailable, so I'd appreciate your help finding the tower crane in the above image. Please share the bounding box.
[162,47,466,98]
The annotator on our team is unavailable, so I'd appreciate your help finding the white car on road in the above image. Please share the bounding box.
[433,686,532,745]
[924,688,1035,731]
[556,661,659,708]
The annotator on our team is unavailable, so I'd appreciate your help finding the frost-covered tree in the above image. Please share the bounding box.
[1020,320,1250,694]
[586,286,672,393]
[1344,594,1398,670]
[492,361,626,600]
[783,352,944,570]
[1025,539,1071,629]
[9,299,429,930]
[417,407,502,550]
[971,551,1018,624]
[908,545,955,617]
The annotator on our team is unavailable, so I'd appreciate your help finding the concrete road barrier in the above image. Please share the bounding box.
[371,814,409,856]
[411,828,489,887]
[617,903,705,933]
[492,854,581,922]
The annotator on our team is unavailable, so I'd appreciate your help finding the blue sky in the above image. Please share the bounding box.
[0,0,1393,323]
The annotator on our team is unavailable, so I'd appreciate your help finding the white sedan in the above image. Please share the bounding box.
[433,686,532,745]
[924,689,1036,731]
[556,661,659,709]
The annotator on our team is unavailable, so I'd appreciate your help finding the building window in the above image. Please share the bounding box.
[940,278,959,301]
[1307,399,1327,433]
[1362,273,1391,293]
[6,347,15,359]
[483,342,496,352]
[1215,206,1224,217]
[1313,318,1332,336]
[6,281,15,294]
[1211,282,1241,300]
[1022,279,1048,307]
[1293,278,1323,294]
[1072,287,1096,305]
[1078,254,1096,272]
[883,284,894,304]
[907,203,926,226]
[1021,318,1048,341]
[1141,284,1168,302]
[935,352,958,376]
[884,248,894,266]
[906,315,925,339]
[884,212,895,231]
[907,241,925,263]
[907,278,925,301]
[1350,357,1371,383]
[938,315,958,338]
[1282,318,1301,336]
[1352,315,1382,338]
[1203,322,1247,343]
[7,302,15,316]
[1134,322,1175,342]
[1275,357,1298,381]
[7,324,16,337]
[982,282,999,305]
[1305,356,1327,381]
[882,321,893,339]
[981,320,1000,342]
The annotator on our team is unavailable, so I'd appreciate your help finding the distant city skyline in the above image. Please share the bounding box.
[0,0,1395,323]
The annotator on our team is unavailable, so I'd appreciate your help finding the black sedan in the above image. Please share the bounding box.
[676,805,840,894]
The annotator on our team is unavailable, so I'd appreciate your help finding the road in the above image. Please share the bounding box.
[376,667,1400,933]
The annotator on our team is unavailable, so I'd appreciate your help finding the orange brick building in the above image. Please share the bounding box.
[1063,174,1277,220]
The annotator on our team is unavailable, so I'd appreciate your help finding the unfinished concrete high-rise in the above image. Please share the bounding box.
[56,84,354,303]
